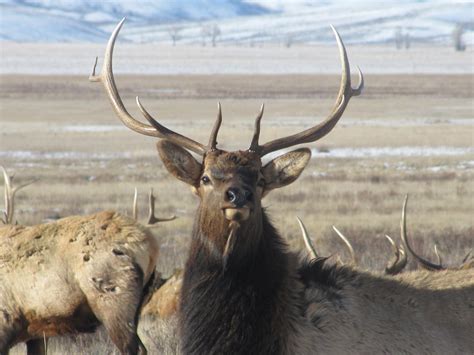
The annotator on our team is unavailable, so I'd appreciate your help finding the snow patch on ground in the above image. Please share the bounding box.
[313,146,474,159]
[2,146,472,162]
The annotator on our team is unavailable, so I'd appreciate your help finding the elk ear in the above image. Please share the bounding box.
[157,140,202,186]
[262,148,311,196]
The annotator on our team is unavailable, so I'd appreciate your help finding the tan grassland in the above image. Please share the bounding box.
[2,72,473,353]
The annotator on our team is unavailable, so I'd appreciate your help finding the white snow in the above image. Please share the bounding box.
[313,146,474,159]
[2,146,472,161]
[0,0,471,45]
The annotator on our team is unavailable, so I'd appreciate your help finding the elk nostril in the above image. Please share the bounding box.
[226,188,238,203]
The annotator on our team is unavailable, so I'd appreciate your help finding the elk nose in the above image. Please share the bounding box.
[226,187,251,208]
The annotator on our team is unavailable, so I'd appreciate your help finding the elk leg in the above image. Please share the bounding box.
[0,342,8,355]
[0,312,17,355]
[26,339,46,355]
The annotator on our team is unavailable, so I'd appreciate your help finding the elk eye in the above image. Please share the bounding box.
[201,175,211,185]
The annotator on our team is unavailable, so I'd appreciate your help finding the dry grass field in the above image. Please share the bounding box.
[2,71,473,353]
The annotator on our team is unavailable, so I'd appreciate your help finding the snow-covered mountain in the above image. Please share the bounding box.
[0,0,472,45]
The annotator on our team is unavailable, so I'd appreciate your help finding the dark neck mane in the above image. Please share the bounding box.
[179,211,294,354]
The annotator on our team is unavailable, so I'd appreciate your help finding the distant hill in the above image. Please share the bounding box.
[0,0,472,45]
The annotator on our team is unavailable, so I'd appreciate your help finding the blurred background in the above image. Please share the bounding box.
[1,0,473,74]
[1,0,472,45]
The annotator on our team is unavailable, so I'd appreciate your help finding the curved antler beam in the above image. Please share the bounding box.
[400,195,444,271]
[90,18,222,156]
[251,26,363,157]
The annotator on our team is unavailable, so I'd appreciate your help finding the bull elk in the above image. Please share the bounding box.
[0,168,166,355]
[92,19,474,354]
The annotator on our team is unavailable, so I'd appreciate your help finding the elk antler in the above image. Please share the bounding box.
[132,187,176,225]
[296,217,318,259]
[384,235,407,275]
[90,18,221,156]
[433,244,442,266]
[132,187,138,221]
[400,195,444,271]
[249,26,363,156]
[332,226,357,266]
[1,166,37,224]
[460,250,473,270]
[147,188,176,225]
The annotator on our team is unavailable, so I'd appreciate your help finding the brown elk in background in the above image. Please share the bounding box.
[0,167,163,355]
[92,19,474,354]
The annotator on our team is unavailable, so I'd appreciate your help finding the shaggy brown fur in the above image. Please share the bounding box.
[141,270,183,319]
[156,142,474,354]
[0,211,158,354]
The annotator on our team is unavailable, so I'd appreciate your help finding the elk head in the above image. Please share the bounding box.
[90,18,363,267]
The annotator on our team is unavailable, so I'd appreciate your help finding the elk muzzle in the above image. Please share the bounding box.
[223,187,252,222]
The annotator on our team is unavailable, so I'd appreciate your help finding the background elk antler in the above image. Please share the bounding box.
[401,195,473,271]
[132,187,176,226]
[296,217,358,267]
[1,166,37,225]
[297,215,410,275]
[383,234,407,275]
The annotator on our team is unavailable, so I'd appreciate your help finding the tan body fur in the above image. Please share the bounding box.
[141,270,182,319]
[296,264,474,354]
[0,210,158,353]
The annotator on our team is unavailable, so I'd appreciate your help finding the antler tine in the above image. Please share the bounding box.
[249,103,265,152]
[147,188,157,225]
[460,250,473,270]
[433,244,443,266]
[461,249,472,264]
[132,187,138,221]
[136,96,206,155]
[147,188,176,225]
[208,102,223,151]
[332,226,357,265]
[400,195,444,271]
[90,18,206,155]
[296,217,318,259]
[384,235,407,275]
[1,166,37,224]
[397,244,408,272]
[2,166,11,224]
[255,27,363,157]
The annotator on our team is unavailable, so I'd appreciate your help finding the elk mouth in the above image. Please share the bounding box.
[223,207,250,222]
